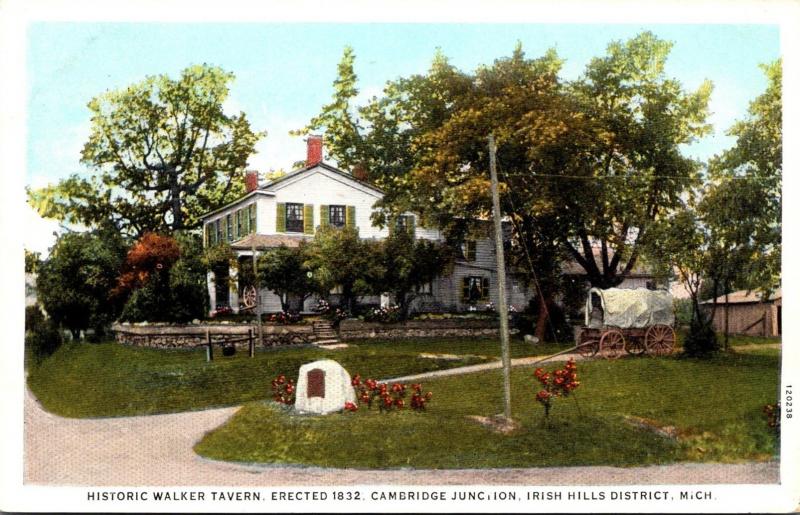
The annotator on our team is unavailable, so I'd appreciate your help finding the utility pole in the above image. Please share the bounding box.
[488,134,513,422]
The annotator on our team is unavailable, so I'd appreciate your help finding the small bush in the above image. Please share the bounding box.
[268,311,302,325]
[683,317,719,357]
[25,305,46,332]
[350,374,432,412]
[673,298,693,328]
[25,317,63,362]
[363,305,402,323]
[271,374,295,404]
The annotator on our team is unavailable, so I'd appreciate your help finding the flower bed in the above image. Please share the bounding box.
[338,318,500,340]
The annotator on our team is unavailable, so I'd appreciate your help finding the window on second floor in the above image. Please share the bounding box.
[329,205,346,228]
[396,215,412,232]
[286,203,304,233]
[461,240,477,261]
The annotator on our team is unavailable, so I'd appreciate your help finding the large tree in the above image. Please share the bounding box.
[258,244,318,312]
[376,226,453,318]
[36,228,128,338]
[29,65,264,236]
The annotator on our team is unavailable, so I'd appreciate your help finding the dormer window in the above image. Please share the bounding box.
[329,205,346,228]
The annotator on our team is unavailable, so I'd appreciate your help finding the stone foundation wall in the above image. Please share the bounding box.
[111,322,314,349]
[338,318,499,340]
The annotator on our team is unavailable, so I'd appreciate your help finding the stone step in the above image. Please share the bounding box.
[315,338,341,345]
[315,330,337,336]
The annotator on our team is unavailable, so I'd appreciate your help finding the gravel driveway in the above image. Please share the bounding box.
[24,385,778,486]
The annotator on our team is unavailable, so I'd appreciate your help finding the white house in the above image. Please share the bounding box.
[199,136,654,316]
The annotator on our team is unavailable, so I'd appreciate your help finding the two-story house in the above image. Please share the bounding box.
[200,136,537,315]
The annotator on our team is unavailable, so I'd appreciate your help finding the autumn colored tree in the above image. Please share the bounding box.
[29,65,264,236]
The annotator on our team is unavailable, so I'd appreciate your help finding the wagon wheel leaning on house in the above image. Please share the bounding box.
[241,285,258,311]
[645,324,676,356]
[599,329,626,360]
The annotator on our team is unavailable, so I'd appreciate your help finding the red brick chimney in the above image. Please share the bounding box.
[352,163,368,182]
[245,170,259,192]
[306,135,323,167]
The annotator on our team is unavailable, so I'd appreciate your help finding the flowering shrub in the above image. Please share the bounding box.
[343,401,358,412]
[268,310,301,325]
[533,358,580,418]
[315,299,350,324]
[363,305,402,323]
[349,374,432,413]
[210,306,233,318]
[763,403,780,434]
[271,374,295,405]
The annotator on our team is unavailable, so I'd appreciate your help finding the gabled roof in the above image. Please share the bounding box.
[200,190,274,220]
[701,288,782,305]
[262,161,384,195]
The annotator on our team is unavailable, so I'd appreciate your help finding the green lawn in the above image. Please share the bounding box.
[27,339,502,418]
[347,336,569,359]
[195,352,780,468]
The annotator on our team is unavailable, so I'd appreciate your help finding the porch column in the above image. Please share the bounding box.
[206,270,216,315]
[229,263,240,313]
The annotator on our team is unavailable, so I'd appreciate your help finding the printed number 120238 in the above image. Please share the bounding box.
[787,387,793,419]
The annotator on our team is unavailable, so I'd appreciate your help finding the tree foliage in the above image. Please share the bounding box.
[258,244,317,312]
[304,225,384,312]
[376,227,453,318]
[36,229,128,338]
[117,232,207,322]
[29,65,264,236]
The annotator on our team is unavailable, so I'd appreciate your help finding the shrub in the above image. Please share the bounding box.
[25,305,46,332]
[25,317,63,362]
[683,317,719,357]
[533,358,581,419]
[268,311,302,325]
[363,305,402,323]
[349,374,432,413]
[673,298,693,328]
[271,374,295,405]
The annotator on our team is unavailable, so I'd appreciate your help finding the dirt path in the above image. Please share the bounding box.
[24,387,778,486]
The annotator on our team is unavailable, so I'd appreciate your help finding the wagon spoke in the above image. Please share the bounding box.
[600,329,625,360]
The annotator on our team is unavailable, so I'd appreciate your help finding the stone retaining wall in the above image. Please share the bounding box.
[111,322,314,349]
[338,318,499,340]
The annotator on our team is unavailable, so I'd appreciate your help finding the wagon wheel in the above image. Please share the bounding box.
[645,325,675,356]
[625,336,647,356]
[600,329,626,360]
[577,339,599,358]
[241,285,257,310]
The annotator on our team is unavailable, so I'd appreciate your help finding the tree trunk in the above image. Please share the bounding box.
[170,170,183,230]
[534,292,550,342]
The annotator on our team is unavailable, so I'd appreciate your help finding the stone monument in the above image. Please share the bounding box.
[294,359,357,415]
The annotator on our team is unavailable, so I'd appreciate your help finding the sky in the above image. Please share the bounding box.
[25,23,780,254]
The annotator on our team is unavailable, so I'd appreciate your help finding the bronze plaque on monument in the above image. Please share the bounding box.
[307,368,325,398]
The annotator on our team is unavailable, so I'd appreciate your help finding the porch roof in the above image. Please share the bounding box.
[230,233,311,250]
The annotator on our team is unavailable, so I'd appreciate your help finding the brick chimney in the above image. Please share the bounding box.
[352,163,368,182]
[245,170,259,192]
[306,135,323,167]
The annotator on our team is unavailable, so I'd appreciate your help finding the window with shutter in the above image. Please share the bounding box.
[461,240,477,261]
[286,203,304,233]
[249,203,257,233]
[236,209,243,238]
[463,276,488,304]
[346,205,356,229]
[329,205,345,228]
[320,205,330,228]
[215,219,222,243]
[226,214,233,242]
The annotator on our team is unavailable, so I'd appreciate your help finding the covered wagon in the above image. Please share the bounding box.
[577,287,676,359]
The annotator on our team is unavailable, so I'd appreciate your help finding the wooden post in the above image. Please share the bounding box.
[248,328,254,358]
[206,329,213,362]
[723,291,729,350]
[488,134,512,422]
[252,240,263,351]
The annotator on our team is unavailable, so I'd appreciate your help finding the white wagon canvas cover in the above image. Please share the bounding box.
[585,288,675,329]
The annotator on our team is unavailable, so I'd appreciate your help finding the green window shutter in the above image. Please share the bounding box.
[276,203,286,232]
[346,205,356,229]
[304,204,314,234]
[226,214,233,242]
[320,205,329,228]
[249,203,257,233]
[462,277,470,301]
[482,277,490,300]
[242,207,249,235]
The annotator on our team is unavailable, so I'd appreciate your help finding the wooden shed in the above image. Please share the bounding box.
[701,289,781,337]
